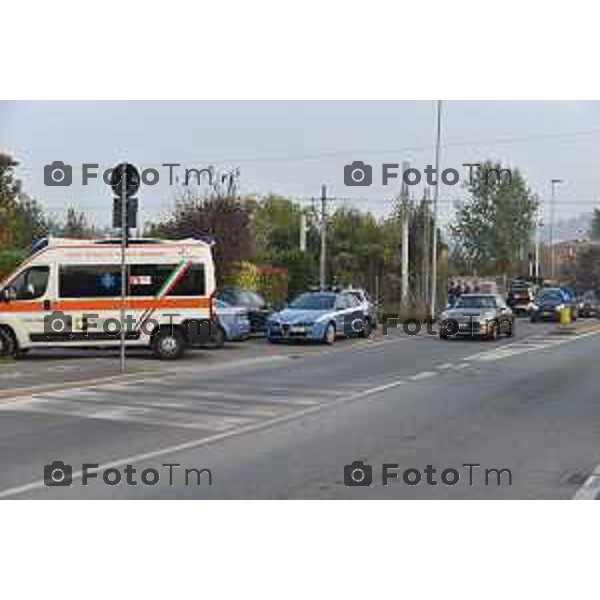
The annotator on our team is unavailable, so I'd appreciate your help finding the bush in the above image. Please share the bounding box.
[222,260,261,291]
[258,266,288,308]
[222,260,289,308]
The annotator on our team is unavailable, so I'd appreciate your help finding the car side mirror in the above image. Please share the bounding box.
[0,289,11,302]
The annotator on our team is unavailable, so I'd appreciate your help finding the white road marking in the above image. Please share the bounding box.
[407,371,436,381]
[450,363,470,371]
[0,396,258,431]
[437,363,455,370]
[461,329,600,364]
[573,463,600,500]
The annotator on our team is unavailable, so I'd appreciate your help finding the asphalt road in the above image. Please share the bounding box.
[1,319,600,499]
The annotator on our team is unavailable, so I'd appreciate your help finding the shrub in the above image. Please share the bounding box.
[222,260,289,308]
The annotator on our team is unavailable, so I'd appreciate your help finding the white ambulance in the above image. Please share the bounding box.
[0,237,216,359]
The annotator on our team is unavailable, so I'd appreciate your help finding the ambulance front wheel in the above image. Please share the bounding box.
[151,328,186,360]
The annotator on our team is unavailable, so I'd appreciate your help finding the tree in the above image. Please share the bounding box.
[589,208,600,240]
[574,246,600,293]
[451,161,538,277]
[328,207,384,290]
[0,153,22,248]
[12,194,48,247]
[0,153,49,248]
[150,191,255,284]
[251,195,316,264]
[55,207,96,238]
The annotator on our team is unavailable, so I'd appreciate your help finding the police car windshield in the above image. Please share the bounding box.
[289,293,335,310]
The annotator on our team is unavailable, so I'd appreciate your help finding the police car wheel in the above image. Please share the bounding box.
[323,322,336,345]
[152,329,185,360]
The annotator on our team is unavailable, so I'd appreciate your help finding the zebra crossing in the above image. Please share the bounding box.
[0,373,365,434]
[462,331,592,364]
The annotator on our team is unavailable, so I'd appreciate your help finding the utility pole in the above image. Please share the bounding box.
[319,184,327,290]
[550,178,563,279]
[430,100,442,316]
[299,212,307,252]
[400,162,411,307]
[422,188,430,304]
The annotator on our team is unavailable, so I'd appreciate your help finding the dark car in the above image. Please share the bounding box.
[506,281,535,316]
[217,288,272,334]
[577,291,599,318]
[530,288,578,322]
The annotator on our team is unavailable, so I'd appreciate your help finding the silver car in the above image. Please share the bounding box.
[342,288,377,328]
[438,293,514,340]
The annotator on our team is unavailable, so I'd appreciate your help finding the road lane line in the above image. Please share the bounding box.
[573,463,600,500]
[436,363,455,370]
[407,371,436,381]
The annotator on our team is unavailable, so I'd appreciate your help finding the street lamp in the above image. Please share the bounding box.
[534,213,544,281]
[550,178,564,279]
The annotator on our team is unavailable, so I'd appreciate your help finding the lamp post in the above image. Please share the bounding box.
[550,178,563,279]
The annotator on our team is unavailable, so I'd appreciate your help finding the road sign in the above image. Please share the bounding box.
[109,163,140,198]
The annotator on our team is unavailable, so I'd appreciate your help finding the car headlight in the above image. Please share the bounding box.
[555,304,565,311]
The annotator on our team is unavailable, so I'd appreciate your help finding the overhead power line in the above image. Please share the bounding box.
[10,126,600,171]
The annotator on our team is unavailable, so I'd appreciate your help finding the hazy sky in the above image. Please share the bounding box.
[1,101,599,233]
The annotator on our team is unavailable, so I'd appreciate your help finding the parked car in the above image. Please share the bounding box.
[506,280,535,316]
[438,293,514,340]
[217,288,272,334]
[530,288,578,322]
[203,299,251,349]
[266,291,369,344]
[577,291,599,318]
[342,288,377,328]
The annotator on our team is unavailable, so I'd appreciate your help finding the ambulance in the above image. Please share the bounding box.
[0,237,216,359]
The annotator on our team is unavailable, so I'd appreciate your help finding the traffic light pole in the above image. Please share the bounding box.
[120,163,127,374]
